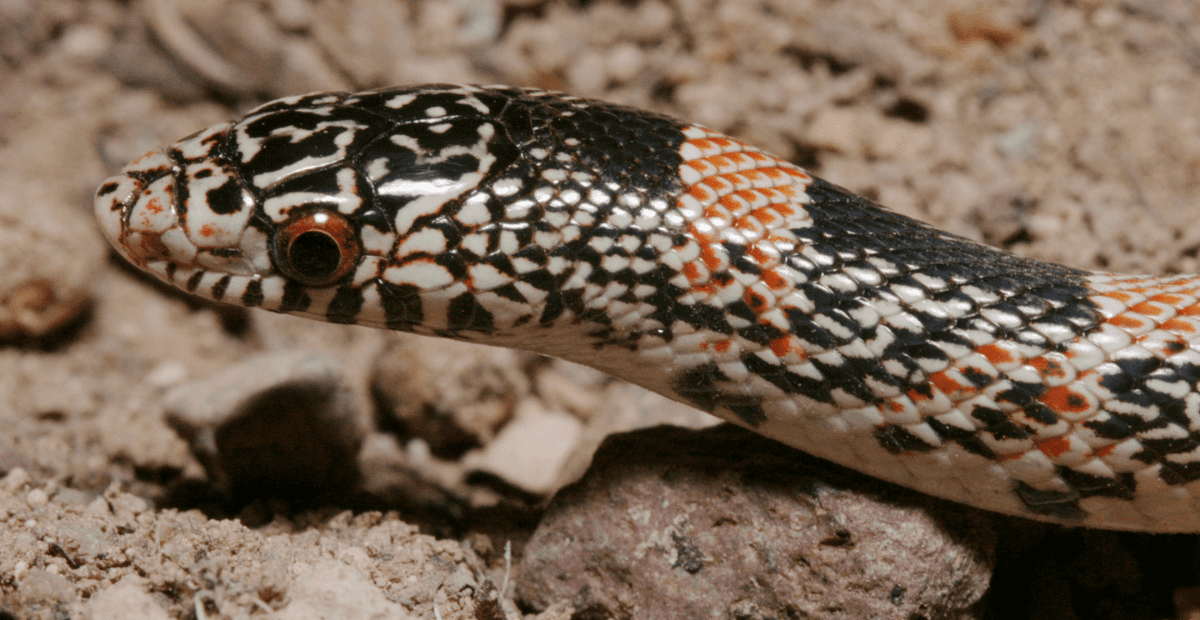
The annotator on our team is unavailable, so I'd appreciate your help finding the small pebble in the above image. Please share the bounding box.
[88,578,172,620]
[108,492,149,517]
[26,488,48,507]
[86,496,111,517]
[2,467,30,493]
[146,360,188,387]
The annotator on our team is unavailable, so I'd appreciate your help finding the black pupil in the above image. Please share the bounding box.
[288,231,342,280]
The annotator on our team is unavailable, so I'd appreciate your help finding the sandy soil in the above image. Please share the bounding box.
[1,0,1199,618]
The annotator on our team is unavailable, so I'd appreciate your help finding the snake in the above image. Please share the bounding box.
[93,84,1200,532]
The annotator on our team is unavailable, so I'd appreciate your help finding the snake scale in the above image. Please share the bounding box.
[94,84,1200,532]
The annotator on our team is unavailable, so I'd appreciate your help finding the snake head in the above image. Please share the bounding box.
[94,86,524,328]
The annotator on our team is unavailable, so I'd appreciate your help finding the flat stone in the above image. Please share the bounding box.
[517,424,995,620]
[372,336,530,457]
[275,559,417,620]
[87,577,171,620]
[164,351,364,499]
[464,401,583,495]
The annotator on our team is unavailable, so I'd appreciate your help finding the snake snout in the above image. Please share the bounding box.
[93,147,187,269]
[94,128,271,283]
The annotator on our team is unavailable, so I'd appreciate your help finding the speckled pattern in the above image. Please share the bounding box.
[95,84,1200,531]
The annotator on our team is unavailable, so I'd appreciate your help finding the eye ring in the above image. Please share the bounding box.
[272,209,360,287]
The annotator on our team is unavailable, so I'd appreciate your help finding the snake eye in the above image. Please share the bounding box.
[272,209,360,286]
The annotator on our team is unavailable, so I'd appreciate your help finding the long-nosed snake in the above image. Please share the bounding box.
[94,84,1200,532]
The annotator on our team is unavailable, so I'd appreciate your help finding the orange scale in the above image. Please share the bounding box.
[750,207,781,227]
[1035,436,1073,459]
[1100,290,1135,303]
[1090,443,1117,459]
[746,151,771,163]
[745,289,770,313]
[706,154,733,168]
[977,342,1022,367]
[690,232,716,247]
[683,262,703,281]
[746,246,771,266]
[687,138,716,153]
[723,173,754,191]
[761,269,790,291]
[734,188,770,208]
[1130,300,1172,317]
[1106,313,1151,330]
[1151,293,1189,306]
[683,159,719,176]
[772,203,798,218]
[1161,316,1200,334]
[770,336,805,360]
[906,387,930,403]
[1036,385,1097,417]
[761,167,793,181]
[777,185,801,198]
[742,170,770,185]
[718,193,751,215]
[749,219,779,239]
[712,339,732,353]
[710,137,736,149]
[701,176,733,194]
[1180,304,1200,317]
[725,152,754,167]
[733,216,767,235]
[1028,353,1070,380]
[926,369,964,393]
[711,272,735,287]
[704,204,733,221]
[700,245,725,270]
[686,183,717,203]
[757,187,784,202]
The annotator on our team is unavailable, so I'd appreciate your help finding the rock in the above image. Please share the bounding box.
[17,568,74,605]
[164,351,365,499]
[371,336,531,457]
[1,467,30,494]
[464,400,583,495]
[517,424,995,620]
[87,577,171,620]
[275,559,417,620]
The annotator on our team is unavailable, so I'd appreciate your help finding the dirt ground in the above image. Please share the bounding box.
[1,0,1200,618]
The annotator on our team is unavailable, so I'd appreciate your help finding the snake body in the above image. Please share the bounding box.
[94,84,1200,531]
